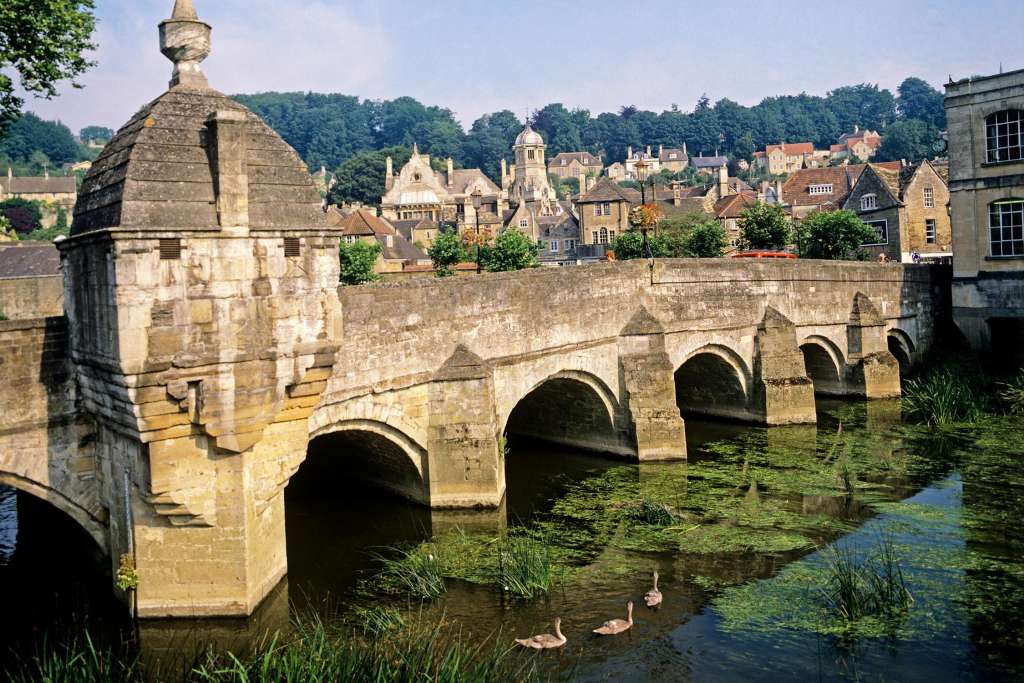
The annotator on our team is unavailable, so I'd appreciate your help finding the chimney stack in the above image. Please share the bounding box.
[627,146,633,160]
[719,163,729,198]
[207,109,250,234]
[447,157,454,186]
[646,145,652,158]
[659,144,664,157]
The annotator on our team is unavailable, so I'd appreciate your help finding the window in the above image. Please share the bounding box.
[925,219,936,244]
[519,219,529,228]
[608,230,616,241]
[386,235,393,248]
[863,219,888,246]
[860,194,877,211]
[989,200,1024,256]
[344,235,357,245]
[924,186,935,209]
[528,150,535,161]
[808,183,833,196]
[592,230,599,243]
[565,239,577,251]
[599,227,609,244]
[550,240,559,252]
[602,202,612,216]
[561,159,566,165]
[670,153,677,159]
[986,110,1023,163]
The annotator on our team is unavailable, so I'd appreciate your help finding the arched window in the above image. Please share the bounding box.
[860,194,877,211]
[989,199,1024,256]
[599,227,609,244]
[986,110,1023,163]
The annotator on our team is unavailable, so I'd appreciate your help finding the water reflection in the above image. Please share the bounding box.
[0,485,16,564]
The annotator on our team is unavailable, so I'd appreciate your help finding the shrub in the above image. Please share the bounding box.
[0,198,43,235]
[338,239,381,285]
[427,231,466,277]
[480,229,539,272]
[799,210,877,260]
[684,220,727,257]
[737,202,792,250]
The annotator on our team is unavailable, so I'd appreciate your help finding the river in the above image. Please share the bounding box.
[1,399,1022,680]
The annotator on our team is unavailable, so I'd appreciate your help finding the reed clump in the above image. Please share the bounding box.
[902,365,984,426]
[819,536,913,623]
[495,534,552,598]
[624,498,677,527]
[997,371,1024,415]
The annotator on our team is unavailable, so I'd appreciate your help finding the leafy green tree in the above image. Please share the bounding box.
[464,110,520,180]
[328,146,410,206]
[481,229,539,272]
[875,119,942,163]
[799,210,877,260]
[685,220,727,257]
[734,132,756,160]
[427,231,466,277]
[0,0,96,130]
[825,84,897,133]
[79,125,112,142]
[0,197,43,234]
[531,103,584,156]
[0,112,79,165]
[338,240,381,285]
[896,77,945,129]
[737,202,792,250]
[27,206,69,241]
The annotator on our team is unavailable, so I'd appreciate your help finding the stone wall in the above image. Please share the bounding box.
[0,276,64,320]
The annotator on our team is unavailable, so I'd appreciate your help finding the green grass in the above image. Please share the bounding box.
[997,371,1024,415]
[818,536,912,623]
[377,545,447,599]
[902,366,984,426]
[4,618,547,683]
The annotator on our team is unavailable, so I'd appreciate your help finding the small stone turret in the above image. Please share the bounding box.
[159,0,212,88]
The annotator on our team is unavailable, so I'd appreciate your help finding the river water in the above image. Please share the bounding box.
[1,399,1022,680]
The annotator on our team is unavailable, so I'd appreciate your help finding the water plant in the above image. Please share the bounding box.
[902,366,984,425]
[495,534,552,598]
[818,536,912,623]
[623,498,677,526]
[997,370,1024,415]
[377,546,446,599]
[352,604,405,637]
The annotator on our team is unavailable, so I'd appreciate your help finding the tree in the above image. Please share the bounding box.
[825,84,897,133]
[328,146,410,206]
[897,77,945,129]
[737,202,792,250]
[0,112,79,166]
[685,220,727,257]
[338,240,381,285]
[427,231,466,277]
[79,125,112,142]
[0,198,43,235]
[481,229,539,272]
[27,206,69,241]
[799,210,877,260]
[875,119,942,163]
[0,1,97,131]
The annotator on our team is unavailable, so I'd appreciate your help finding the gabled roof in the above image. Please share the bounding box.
[338,208,396,237]
[577,177,635,203]
[765,142,815,156]
[658,148,687,161]
[441,168,501,195]
[714,192,759,219]
[691,155,729,169]
[392,217,436,242]
[0,175,77,196]
[782,165,865,208]
[0,243,61,278]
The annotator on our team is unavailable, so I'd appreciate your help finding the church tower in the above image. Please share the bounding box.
[509,124,555,215]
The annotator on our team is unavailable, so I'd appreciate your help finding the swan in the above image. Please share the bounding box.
[515,617,567,649]
[593,601,634,635]
[644,571,662,607]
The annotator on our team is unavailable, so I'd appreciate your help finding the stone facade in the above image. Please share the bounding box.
[945,67,1024,355]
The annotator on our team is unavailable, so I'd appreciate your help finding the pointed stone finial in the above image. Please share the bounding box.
[412,143,419,156]
[160,0,212,89]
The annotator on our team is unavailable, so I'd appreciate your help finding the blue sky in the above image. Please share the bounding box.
[22,0,1024,133]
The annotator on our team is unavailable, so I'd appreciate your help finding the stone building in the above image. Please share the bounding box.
[842,160,952,263]
[713,191,760,252]
[945,67,1024,359]
[548,151,602,180]
[381,147,507,233]
[624,146,660,179]
[658,144,690,173]
[605,162,627,182]
[830,126,883,161]
[690,154,730,177]
[330,207,429,274]
[781,163,900,219]
[575,178,633,248]
[754,142,823,175]
[0,168,77,207]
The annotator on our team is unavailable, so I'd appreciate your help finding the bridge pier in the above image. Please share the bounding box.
[845,293,902,399]
[619,307,687,460]
[752,308,817,425]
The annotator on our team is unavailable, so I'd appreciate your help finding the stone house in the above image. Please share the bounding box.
[0,168,78,229]
[755,142,817,175]
[537,206,582,265]
[624,146,661,179]
[575,178,633,247]
[842,160,951,263]
[392,217,441,249]
[658,144,689,173]
[945,67,1024,359]
[605,162,627,181]
[713,191,760,252]
[830,127,883,161]
[331,208,429,274]
[548,151,602,180]
[781,163,899,219]
[690,154,730,177]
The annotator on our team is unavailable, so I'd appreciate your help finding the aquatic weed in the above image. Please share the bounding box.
[495,534,553,598]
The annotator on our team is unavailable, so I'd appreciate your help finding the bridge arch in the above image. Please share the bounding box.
[0,473,108,553]
[674,344,751,421]
[886,328,916,378]
[504,370,628,456]
[301,419,429,505]
[799,335,846,396]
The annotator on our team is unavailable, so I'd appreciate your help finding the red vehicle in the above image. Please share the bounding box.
[730,251,798,260]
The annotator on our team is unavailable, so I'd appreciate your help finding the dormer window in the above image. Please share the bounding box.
[986,110,1022,163]
[860,194,877,211]
[386,235,393,248]
[808,183,833,196]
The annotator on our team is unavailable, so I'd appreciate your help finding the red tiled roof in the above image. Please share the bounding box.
[765,142,815,156]
[714,192,759,219]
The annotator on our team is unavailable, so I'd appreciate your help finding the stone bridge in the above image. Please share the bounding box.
[0,0,948,621]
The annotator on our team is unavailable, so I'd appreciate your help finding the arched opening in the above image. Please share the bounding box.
[0,483,121,660]
[800,341,844,395]
[505,376,620,456]
[674,350,749,422]
[887,331,916,379]
[284,425,431,609]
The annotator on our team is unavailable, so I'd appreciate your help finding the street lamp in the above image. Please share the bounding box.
[635,157,648,205]
[471,188,483,274]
